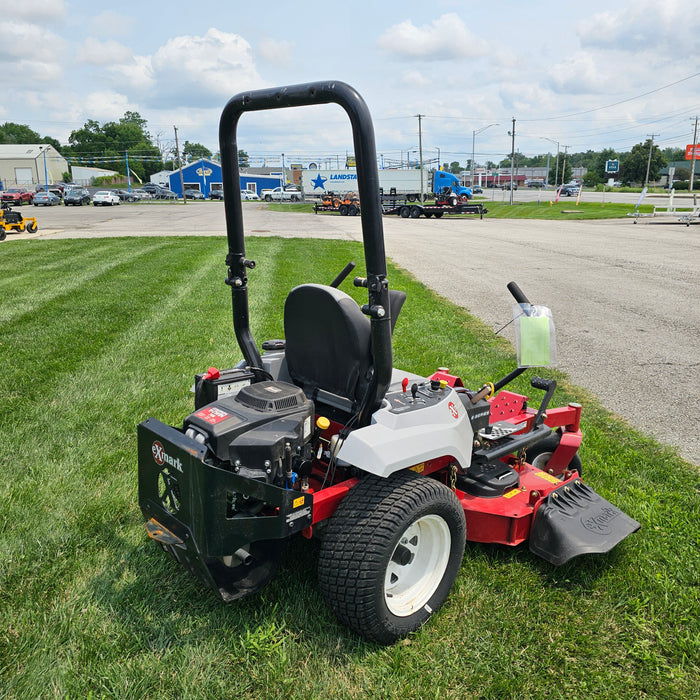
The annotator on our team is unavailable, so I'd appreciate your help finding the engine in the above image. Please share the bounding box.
[183,380,315,487]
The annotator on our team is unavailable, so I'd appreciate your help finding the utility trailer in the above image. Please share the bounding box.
[313,191,361,216]
[382,198,487,219]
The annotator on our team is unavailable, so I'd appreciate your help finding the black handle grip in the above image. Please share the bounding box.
[507,281,531,305]
[353,276,368,287]
[330,261,356,288]
[531,376,556,392]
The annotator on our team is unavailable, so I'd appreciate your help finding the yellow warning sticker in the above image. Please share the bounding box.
[504,489,521,499]
[293,496,305,509]
[410,463,425,473]
[535,471,561,484]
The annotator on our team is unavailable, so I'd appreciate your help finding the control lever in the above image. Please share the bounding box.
[531,376,557,427]
[330,261,356,288]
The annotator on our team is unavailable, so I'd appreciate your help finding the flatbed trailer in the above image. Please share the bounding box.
[381,198,486,219]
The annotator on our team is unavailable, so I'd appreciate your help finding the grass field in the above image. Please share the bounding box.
[1,237,698,699]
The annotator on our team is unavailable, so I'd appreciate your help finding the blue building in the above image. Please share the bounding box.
[167,159,282,198]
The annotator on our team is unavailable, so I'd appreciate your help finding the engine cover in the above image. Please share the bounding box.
[183,381,314,470]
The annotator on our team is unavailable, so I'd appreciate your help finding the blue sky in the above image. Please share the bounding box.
[4,0,699,169]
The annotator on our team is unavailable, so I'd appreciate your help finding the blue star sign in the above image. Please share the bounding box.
[311,174,327,190]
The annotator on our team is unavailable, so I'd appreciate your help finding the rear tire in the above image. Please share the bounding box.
[400,206,410,218]
[318,471,466,644]
[410,206,421,218]
[26,222,37,233]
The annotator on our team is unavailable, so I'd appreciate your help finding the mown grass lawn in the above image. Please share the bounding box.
[1,237,698,699]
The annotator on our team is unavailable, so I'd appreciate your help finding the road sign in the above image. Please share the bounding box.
[685,144,700,160]
[605,159,620,173]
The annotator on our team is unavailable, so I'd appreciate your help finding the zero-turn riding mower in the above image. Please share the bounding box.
[0,203,38,240]
[137,81,640,645]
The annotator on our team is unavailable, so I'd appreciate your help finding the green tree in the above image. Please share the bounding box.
[182,141,212,163]
[449,161,461,174]
[0,122,61,150]
[620,140,666,184]
[66,112,163,181]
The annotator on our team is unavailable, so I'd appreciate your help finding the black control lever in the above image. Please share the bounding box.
[531,376,557,427]
[330,261,356,288]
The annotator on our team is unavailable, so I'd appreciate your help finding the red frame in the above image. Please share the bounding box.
[300,371,583,546]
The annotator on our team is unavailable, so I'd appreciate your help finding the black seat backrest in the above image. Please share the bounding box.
[284,284,372,405]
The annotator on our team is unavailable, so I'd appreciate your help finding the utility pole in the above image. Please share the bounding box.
[173,126,186,204]
[417,114,425,201]
[644,133,659,188]
[509,117,515,205]
[690,117,698,192]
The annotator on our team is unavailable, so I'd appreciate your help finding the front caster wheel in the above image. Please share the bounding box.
[527,432,582,478]
[318,471,465,644]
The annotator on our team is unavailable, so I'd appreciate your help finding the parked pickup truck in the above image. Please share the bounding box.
[261,186,303,202]
[1,187,34,205]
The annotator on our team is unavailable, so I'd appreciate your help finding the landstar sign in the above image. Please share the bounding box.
[685,144,700,160]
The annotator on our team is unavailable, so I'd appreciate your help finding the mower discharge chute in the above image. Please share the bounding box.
[137,81,640,645]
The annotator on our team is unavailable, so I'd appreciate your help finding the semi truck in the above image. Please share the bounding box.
[301,168,472,201]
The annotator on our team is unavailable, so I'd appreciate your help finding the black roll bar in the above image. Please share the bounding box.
[218,81,393,422]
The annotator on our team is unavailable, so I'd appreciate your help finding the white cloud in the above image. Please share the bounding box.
[77,38,134,66]
[0,21,66,63]
[578,1,698,58]
[10,0,66,23]
[257,38,295,66]
[82,91,134,122]
[88,11,135,38]
[144,28,264,108]
[377,13,489,60]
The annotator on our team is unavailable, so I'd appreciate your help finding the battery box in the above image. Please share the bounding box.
[193,367,256,410]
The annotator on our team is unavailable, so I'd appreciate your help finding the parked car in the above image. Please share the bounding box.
[526,180,547,188]
[33,191,61,206]
[131,189,152,200]
[184,189,205,200]
[559,184,580,197]
[240,189,260,200]
[471,185,483,194]
[158,188,178,200]
[115,189,138,202]
[92,191,121,206]
[2,187,33,205]
[63,188,91,206]
[210,189,225,200]
[500,182,518,190]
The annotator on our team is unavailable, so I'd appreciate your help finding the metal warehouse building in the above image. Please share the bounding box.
[166,158,283,198]
[0,144,69,189]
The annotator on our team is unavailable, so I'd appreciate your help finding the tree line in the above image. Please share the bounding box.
[0,116,691,186]
[0,115,249,183]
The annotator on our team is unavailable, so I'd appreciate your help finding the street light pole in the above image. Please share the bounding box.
[644,134,659,188]
[541,137,560,187]
[471,123,498,187]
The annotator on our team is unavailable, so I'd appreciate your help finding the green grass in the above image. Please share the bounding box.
[268,200,653,220]
[1,237,698,699]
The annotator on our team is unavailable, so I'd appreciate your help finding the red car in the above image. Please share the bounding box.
[1,187,33,206]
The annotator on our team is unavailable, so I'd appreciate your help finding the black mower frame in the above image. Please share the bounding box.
[219,81,392,426]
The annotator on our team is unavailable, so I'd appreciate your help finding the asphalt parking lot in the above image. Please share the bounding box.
[6,200,699,465]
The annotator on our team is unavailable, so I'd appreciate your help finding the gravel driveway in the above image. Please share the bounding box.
[11,202,699,465]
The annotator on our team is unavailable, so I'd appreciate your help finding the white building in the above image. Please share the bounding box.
[0,144,68,188]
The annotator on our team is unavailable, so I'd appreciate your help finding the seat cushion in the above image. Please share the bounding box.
[284,284,372,403]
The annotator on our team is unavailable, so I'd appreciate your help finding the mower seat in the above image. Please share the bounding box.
[284,284,372,409]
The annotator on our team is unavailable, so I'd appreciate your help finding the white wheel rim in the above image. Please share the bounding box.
[384,514,451,617]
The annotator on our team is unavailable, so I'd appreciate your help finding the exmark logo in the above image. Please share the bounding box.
[152,441,183,472]
[448,402,459,419]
